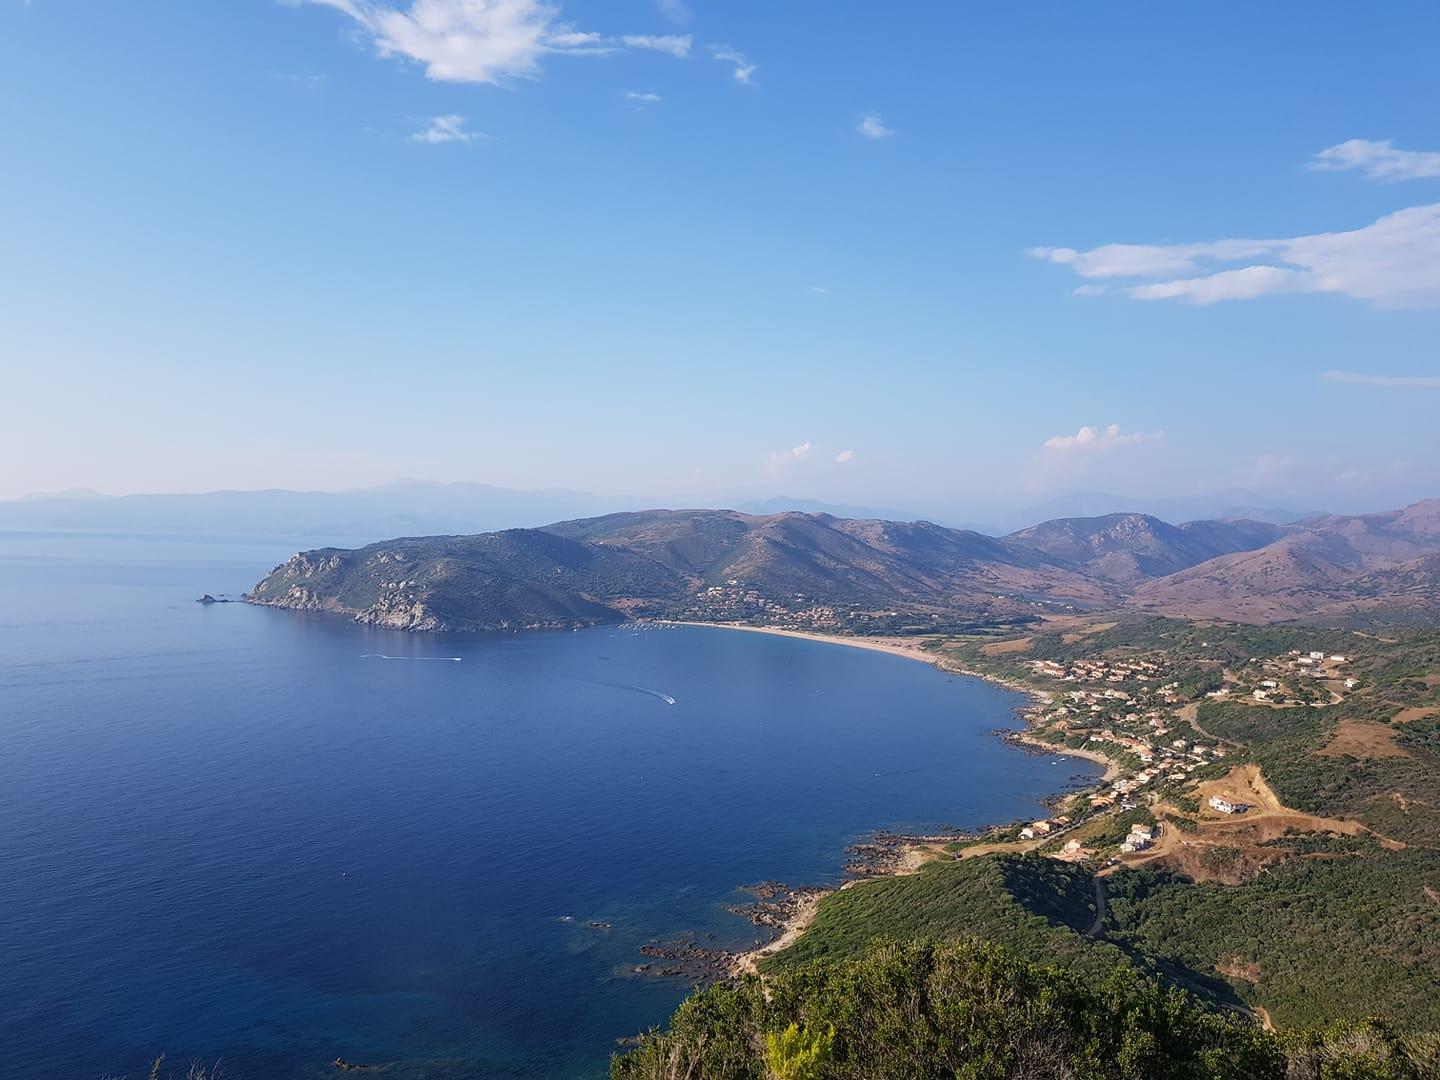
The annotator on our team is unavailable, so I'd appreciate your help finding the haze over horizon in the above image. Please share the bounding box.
[3,2,1438,511]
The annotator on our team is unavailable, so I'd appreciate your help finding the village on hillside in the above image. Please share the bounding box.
[943,634,1364,870]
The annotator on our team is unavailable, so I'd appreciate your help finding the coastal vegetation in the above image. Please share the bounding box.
[618,612,1440,1074]
[612,938,1438,1078]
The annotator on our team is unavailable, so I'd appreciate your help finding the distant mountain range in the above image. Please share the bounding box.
[0,482,642,541]
[0,482,1316,541]
[247,499,1440,631]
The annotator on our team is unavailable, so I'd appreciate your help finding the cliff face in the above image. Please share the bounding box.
[247,531,666,631]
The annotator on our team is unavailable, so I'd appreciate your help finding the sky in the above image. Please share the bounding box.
[2,1,1438,515]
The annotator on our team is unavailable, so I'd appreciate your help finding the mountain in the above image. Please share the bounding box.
[249,509,1117,632]
[247,501,1440,633]
[1004,513,1291,584]
[1132,500,1440,621]
[998,491,1318,533]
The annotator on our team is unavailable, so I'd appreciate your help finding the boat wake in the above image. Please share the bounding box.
[574,676,675,705]
[361,654,462,662]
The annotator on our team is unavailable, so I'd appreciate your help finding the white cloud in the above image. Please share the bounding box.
[807,285,829,296]
[620,33,691,57]
[855,114,893,140]
[301,1,690,85]
[834,449,855,464]
[1321,370,1440,389]
[764,439,814,473]
[302,0,603,84]
[1310,139,1440,183]
[711,45,757,84]
[1042,424,1160,455]
[1032,203,1440,309]
[653,0,689,23]
[624,90,661,103]
[411,114,485,143]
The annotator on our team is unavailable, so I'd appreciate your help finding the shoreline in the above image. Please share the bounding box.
[664,621,946,665]
[675,621,1124,977]
[667,620,1121,782]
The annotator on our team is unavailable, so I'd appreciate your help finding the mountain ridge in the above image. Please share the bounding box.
[247,500,1440,632]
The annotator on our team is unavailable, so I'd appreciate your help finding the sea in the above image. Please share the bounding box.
[0,531,1102,1079]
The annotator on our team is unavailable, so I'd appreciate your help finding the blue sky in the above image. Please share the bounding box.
[2,1,1438,514]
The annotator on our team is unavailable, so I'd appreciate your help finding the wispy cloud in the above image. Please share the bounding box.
[855,114,893,139]
[711,45,757,84]
[270,71,326,88]
[1310,139,1440,183]
[411,114,485,143]
[790,441,813,459]
[652,0,689,23]
[806,285,829,296]
[834,449,855,464]
[1321,370,1440,389]
[300,0,690,85]
[623,90,662,104]
[620,34,691,58]
[1042,424,1160,455]
[1032,203,1440,309]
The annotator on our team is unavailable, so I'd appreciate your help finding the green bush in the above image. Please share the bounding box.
[763,1023,834,1080]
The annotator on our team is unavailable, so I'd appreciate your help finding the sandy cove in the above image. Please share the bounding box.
[677,621,1125,978]
[666,621,944,664]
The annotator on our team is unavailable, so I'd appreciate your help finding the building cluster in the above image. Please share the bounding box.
[1007,641,1367,863]
[1119,822,1158,853]
[1020,814,1072,840]
[1017,651,1247,858]
[1238,649,1356,704]
[1030,656,1167,686]
[1026,655,1228,815]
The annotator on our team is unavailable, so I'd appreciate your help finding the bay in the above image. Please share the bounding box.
[0,532,1100,1079]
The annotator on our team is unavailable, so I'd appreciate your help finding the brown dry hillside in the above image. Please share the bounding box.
[1131,500,1440,622]
[1004,513,1288,585]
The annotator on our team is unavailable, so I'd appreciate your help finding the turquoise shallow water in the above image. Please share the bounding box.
[0,532,1101,1079]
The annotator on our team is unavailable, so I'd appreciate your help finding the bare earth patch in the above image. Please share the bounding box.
[1061,620,1118,644]
[1127,766,1407,882]
[1196,765,1284,814]
[1216,956,1262,984]
[1393,706,1439,725]
[981,636,1033,656]
[1317,720,1412,760]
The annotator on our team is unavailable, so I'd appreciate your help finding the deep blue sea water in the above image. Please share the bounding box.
[0,532,1101,1079]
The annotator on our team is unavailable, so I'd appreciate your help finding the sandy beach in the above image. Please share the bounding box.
[666,621,946,665]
